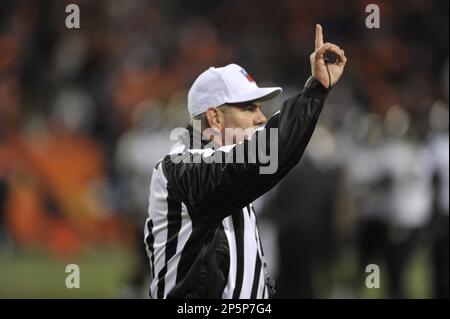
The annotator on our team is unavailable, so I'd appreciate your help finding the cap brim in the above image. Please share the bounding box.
[225,87,282,104]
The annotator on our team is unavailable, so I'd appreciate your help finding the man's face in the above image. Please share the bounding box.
[220,102,267,144]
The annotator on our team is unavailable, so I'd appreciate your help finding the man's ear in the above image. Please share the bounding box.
[205,107,224,131]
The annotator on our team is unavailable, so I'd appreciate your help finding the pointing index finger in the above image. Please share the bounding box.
[315,24,324,50]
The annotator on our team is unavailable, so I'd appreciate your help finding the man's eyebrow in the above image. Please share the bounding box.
[227,101,261,108]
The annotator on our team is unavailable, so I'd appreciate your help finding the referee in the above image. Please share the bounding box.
[144,25,347,299]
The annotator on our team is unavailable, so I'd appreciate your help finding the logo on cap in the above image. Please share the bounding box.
[240,69,255,82]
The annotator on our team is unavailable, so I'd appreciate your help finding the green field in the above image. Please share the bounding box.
[0,247,139,298]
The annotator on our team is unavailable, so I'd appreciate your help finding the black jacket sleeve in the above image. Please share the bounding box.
[163,77,330,224]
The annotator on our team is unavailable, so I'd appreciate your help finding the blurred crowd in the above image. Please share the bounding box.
[0,0,448,298]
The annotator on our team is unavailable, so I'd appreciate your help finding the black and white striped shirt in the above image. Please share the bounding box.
[144,77,329,299]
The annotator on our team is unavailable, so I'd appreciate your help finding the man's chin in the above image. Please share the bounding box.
[221,127,256,145]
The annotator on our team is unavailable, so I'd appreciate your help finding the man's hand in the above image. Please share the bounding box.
[310,24,347,89]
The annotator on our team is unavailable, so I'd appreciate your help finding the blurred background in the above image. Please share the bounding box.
[0,0,448,298]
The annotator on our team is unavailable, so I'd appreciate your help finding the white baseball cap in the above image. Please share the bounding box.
[187,63,282,117]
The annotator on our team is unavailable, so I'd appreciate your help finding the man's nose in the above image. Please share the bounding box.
[254,109,267,126]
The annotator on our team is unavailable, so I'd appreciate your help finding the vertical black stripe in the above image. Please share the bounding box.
[156,192,182,298]
[145,219,155,298]
[145,219,155,277]
[249,206,264,299]
[250,256,262,298]
[232,210,245,299]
